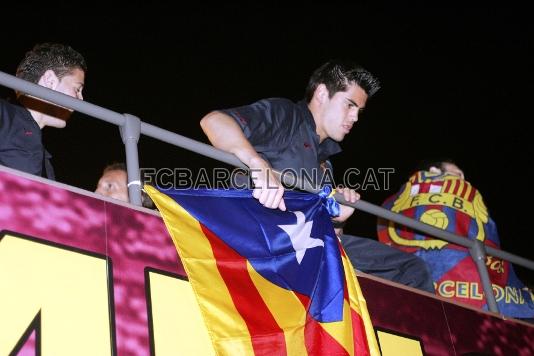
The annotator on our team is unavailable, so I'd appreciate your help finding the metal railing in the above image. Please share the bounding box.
[2,70,534,314]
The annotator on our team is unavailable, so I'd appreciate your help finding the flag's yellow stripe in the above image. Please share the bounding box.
[145,186,255,355]
[341,253,381,356]
[457,181,465,198]
[315,252,379,355]
[318,299,355,356]
[247,261,308,356]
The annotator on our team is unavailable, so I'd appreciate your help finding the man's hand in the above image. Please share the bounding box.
[332,187,360,223]
[250,157,286,211]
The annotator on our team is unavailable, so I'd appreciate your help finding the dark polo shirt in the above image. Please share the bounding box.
[221,99,436,294]
[221,98,341,186]
[0,99,55,179]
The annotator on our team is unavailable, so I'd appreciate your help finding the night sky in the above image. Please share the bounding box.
[1,5,533,282]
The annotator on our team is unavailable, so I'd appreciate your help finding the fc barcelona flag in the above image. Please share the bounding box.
[146,186,379,356]
[378,171,534,318]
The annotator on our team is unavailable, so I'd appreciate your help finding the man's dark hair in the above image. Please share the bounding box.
[102,162,127,175]
[414,158,459,173]
[16,43,87,83]
[101,162,156,209]
[305,59,381,103]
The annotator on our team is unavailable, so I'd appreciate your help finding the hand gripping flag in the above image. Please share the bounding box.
[377,171,534,318]
[146,186,379,356]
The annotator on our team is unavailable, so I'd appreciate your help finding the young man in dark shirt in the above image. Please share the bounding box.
[200,60,435,293]
[0,43,86,180]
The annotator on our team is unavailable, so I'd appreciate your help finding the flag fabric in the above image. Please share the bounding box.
[377,171,534,318]
[146,186,380,356]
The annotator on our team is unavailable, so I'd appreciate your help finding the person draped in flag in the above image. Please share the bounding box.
[200,59,434,293]
[377,159,534,318]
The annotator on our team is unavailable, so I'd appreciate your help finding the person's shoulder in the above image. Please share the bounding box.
[257,97,297,109]
[238,98,298,120]
[0,99,14,133]
[220,97,295,114]
[263,97,296,105]
[0,98,16,121]
[260,98,303,125]
[0,98,10,110]
[0,98,25,116]
[0,98,33,129]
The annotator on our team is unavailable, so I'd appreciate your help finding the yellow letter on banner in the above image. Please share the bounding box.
[0,234,112,356]
[147,270,215,356]
[377,330,424,356]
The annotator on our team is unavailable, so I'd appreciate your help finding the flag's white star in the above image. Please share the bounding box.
[278,211,324,264]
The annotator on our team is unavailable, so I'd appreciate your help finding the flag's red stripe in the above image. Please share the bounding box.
[420,183,429,193]
[201,225,287,355]
[341,264,370,355]
[341,243,371,355]
[294,273,351,356]
[304,314,350,356]
[452,180,460,195]
[444,180,451,193]
[341,264,349,301]
[460,182,468,199]
[455,210,471,237]
[294,290,311,309]
[350,308,371,356]
[468,186,477,201]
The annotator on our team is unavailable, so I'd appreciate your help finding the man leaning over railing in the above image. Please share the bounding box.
[200,59,435,293]
[0,43,86,180]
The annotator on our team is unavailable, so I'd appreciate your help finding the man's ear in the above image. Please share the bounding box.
[37,69,59,89]
[314,84,329,104]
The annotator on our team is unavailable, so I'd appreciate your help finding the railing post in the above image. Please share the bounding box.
[470,240,499,313]
[120,114,142,206]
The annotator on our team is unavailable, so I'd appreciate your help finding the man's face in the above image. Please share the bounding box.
[318,83,368,142]
[95,169,129,203]
[26,67,85,128]
[56,68,85,101]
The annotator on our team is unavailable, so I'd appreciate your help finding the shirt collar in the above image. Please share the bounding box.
[296,100,342,160]
[297,100,316,131]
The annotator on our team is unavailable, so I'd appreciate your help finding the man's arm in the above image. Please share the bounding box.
[200,111,286,210]
[332,187,360,237]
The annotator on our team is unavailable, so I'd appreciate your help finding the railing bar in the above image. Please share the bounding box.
[0,71,125,126]
[2,70,533,273]
[141,122,246,168]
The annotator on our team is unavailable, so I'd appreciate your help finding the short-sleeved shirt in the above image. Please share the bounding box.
[220,98,341,185]
[0,98,55,179]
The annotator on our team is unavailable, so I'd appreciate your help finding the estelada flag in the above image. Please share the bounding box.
[146,186,379,356]
[377,171,534,318]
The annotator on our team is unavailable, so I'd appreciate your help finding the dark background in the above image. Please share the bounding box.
[1,5,532,283]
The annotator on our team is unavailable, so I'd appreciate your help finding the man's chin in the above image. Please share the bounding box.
[44,115,68,128]
[332,134,345,142]
[19,95,72,127]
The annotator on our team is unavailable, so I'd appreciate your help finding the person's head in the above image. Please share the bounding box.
[95,163,129,203]
[94,163,156,208]
[417,159,465,180]
[306,59,380,143]
[16,43,86,128]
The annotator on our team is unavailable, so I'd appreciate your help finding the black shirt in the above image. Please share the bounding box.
[0,98,55,179]
[221,98,341,186]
